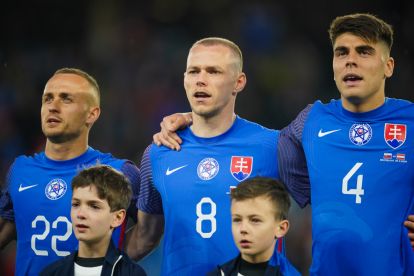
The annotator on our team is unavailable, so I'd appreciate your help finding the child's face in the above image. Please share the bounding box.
[231,196,287,263]
[71,185,122,245]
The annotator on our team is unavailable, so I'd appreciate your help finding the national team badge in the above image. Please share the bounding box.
[384,123,406,149]
[197,158,219,180]
[230,156,253,182]
[45,178,67,200]
[349,123,372,146]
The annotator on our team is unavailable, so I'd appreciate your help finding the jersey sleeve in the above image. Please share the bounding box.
[137,145,163,215]
[0,165,15,221]
[278,104,312,208]
[120,161,141,221]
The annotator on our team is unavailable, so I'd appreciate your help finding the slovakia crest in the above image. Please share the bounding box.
[197,158,219,180]
[384,123,406,149]
[349,123,372,146]
[45,178,67,200]
[230,156,253,182]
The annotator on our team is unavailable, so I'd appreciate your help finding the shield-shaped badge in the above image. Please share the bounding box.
[230,156,253,182]
[384,123,406,149]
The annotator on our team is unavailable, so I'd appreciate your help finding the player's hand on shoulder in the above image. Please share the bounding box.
[404,215,414,248]
[153,112,192,151]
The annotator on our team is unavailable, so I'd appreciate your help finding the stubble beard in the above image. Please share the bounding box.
[44,128,82,144]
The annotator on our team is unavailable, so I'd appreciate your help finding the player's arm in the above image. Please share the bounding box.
[278,104,312,208]
[153,112,192,151]
[120,161,141,223]
[125,145,164,260]
[125,210,164,261]
[404,215,414,248]
[0,186,16,250]
[0,217,16,250]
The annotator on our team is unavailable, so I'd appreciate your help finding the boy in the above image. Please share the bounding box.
[208,177,299,276]
[41,165,146,275]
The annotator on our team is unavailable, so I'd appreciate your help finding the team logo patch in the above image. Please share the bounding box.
[230,156,253,182]
[45,178,67,200]
[349,123,372,146]
[384,123,406,149]
[197,158,219,180]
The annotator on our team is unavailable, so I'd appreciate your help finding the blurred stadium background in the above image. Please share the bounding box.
[1,1,413,275]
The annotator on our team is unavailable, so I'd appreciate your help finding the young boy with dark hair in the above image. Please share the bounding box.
[208,177,299,276]
[41,165,146,276]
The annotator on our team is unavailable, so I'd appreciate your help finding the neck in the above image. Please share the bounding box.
[190,112,236,137]
[78,235,110,258]
[45,133,89,161]
[341,89,386,113]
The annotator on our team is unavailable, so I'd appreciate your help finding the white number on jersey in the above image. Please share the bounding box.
[342,162,364,204]
[31,215,72,256]
[196,197,217,238]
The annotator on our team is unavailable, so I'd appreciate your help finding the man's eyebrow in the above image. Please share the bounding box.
[356,45,375,52]
[334,46,348,52]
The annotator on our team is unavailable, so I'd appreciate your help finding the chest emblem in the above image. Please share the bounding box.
[45,178,68,200]
[384,123,406,149]
[197,158,219,180]
[349,123,372,146]
[230,156,253,182]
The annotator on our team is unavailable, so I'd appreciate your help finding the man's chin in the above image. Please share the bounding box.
[192,108,219,119]
[45,132,79,144]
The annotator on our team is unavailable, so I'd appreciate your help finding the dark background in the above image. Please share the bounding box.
[1,1,413,275]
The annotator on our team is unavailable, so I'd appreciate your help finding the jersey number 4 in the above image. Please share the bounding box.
[342,162,364,204]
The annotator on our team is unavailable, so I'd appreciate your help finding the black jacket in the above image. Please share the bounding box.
[206,255,282,276]
[40,240,146,276]
[207,251,300,276]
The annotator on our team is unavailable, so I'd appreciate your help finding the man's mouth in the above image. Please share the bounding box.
[46,117,62,124]
[194,92,211,98]
[343,74,363,83]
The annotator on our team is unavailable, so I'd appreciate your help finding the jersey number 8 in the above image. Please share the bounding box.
[196,197,217,238]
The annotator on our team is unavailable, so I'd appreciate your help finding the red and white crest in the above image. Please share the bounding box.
[230,156,253,182]
[384,123,406,149]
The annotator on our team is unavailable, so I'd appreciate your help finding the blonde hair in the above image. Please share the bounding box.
[191,37,243,73]
[54,67,100,106]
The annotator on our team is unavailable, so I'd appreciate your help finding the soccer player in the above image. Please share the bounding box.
[125,38,280,275]
[41,165,146,276]
[0,68,140,276]
[207,177,299,276]
[155,14,414,275]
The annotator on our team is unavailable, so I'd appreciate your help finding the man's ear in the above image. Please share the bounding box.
[384,56,394,78]
[86,106,101,127]
[232,72,247,96]
[111,209,126,229]
[274,219,289,239]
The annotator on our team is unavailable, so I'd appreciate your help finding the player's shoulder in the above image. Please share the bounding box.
[88,147,127,166]
[12,151,45,168]
[385,97,414,110]
[236,116,278,136]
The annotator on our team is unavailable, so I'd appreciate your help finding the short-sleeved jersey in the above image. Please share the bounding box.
[0,147,140,276]
[138,116,279,276]
[280,98,414,275]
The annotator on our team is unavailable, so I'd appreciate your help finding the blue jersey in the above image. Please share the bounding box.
[138,116,279,275]
[279,98,414,275]
[0,147,140,276]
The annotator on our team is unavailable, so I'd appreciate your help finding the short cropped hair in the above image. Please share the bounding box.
[329,13,393,52]
[191,37,243,73]
[231,177,290,220]
[71,165,132,212]
[54,67,101,106]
